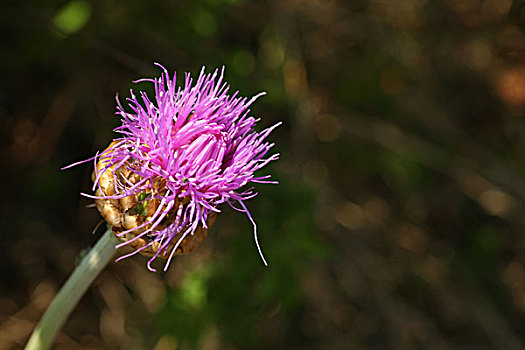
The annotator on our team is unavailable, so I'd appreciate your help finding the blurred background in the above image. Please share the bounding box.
[3,0,525,349]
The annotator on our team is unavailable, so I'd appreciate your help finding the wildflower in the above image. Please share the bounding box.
[67,64,280,271]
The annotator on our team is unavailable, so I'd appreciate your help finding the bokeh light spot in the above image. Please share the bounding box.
[192,10,217,37]
[52,0,92,36]
[231,50,256,76]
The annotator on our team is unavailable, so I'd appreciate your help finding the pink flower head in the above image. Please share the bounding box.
[67,64,280,271]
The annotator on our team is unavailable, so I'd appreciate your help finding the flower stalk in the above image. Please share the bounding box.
[25,228,120,350]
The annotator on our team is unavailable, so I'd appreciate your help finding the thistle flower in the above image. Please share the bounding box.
[68,64,280,271]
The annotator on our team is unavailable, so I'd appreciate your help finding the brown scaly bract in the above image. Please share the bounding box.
[93,141,216,259]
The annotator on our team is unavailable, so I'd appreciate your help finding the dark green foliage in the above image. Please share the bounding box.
[157,180,327,348]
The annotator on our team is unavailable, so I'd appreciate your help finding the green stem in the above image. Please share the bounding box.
[25,228,120,350]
